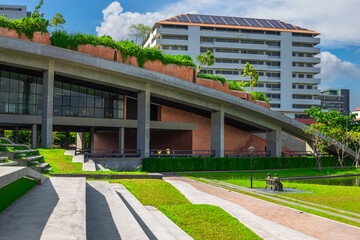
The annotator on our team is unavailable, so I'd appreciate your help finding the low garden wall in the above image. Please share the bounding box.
[142,156,352,172]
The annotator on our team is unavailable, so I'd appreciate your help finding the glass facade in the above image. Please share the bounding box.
[0,69,43,115]
[53,78,124,119]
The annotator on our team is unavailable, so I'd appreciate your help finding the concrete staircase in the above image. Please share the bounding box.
[0,173,193,239]
[0,137,49,172]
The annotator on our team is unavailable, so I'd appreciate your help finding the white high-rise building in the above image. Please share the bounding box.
[144,14,321,118]
[0,5,30,19]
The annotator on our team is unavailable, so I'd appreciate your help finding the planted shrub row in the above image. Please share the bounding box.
[142,156,352,172]
[50,31,195,68]
[0,16,49,39]
[197,73,227,85]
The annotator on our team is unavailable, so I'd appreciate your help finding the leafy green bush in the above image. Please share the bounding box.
[50,31,195,68]
[197,73,227,85]
[251,91,270,103]
[228,81,245,91]
[142,156,351,172]
[0,16,49,39]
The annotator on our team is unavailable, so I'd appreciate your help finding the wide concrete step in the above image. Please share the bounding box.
[86,181,149,240]
[111,183,193,240]
[0,177,86,240]
[0,161,17,166]
[24,155,44,161]
[0,156,8,161]
[13,149,38,154]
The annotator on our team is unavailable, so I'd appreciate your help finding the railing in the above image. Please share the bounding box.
[149,149,215,158]
[224,150,271,158]
[75,149,140,158]
[281,151,333,157]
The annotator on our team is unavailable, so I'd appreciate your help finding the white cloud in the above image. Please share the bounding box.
[319,51,360,82]
[96,0,360,47]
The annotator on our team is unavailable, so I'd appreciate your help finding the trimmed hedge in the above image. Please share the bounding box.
[197,73,227,85]
[0,16,49,39]
[142,156,352,172]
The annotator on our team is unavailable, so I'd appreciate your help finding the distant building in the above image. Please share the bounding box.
[320,89,350,114]
[0,5,31,19]
[353,107,360,120]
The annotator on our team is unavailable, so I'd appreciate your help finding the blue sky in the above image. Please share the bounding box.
[2,0,360,110]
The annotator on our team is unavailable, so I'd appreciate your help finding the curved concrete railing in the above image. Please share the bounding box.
[0,167,48,189]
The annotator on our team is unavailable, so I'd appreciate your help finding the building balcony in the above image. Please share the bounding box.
[200,31,282,41]
[291,99,321,105]
[156,39,189,46]
[156,28,189,36]
[292,66,321,73]
[292,88,321,95]
[162,49,189,55]
[209,52,270,61]
[292,57,320,64]
[291,37,320,44]
[292,77,321,84]
[292,47,320,54]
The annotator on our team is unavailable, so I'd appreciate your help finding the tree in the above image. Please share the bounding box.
[196,50,215,72]
[347,129,360,168]
[31,0,45,18]
[304,123,330,171]
[242,62,259,90]
[128,24,151,45]
[50,13,66,31]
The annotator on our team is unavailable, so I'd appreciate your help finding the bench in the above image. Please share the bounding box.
[265,173,283,191]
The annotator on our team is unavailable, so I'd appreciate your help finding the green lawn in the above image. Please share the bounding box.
[110,179,261,240]
[39,149,147,175]
[0,177,37,213]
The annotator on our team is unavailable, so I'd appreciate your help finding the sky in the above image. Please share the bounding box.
[3,0,360,110]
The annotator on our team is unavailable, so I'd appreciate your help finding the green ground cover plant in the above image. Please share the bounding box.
[142,156,351,172]
[39,149,147,175]
[0,177,37,213]
[112,179,260,240]
[0,16,49,39]
[197,73,227,85]
[50,31,195,68]
[251,91,270,103]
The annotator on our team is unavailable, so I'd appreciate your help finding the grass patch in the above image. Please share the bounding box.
[112,179,260,239]
[39,149,147,175]
[159,204,261,240]
[0,177,37,213]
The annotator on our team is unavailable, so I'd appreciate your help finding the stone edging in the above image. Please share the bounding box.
[280,173,360,181]
[49,173,163,179]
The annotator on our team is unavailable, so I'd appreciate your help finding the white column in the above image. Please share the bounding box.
[76,132,86,150]
[137,83,150,158]
[211,105,224,157]
[31,124,37,148]
[119,127,125,153]
[41,61,54,148]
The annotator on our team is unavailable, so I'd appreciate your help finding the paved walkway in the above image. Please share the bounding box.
[164,174,360,240]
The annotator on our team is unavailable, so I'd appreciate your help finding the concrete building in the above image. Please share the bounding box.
[320,89,350,114]
[144,14,321,118]
[0,32,355,162]
[0,5,30,19]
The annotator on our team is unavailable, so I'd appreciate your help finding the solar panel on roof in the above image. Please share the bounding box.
[210,16,226,25]
[166,18,178,22]
[222,17,238,26]
[267,20,285,29]
[256,19,274,28]
[177,15,190,22]
[233,17,250,26]
[281,23,296,29]
[187,14,202,23]
[199,15,214,24]
[245,18,262,27]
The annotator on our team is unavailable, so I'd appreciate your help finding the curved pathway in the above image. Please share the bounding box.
[164,174,360,240]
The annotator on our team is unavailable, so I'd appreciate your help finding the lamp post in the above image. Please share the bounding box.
[248,146,255,188]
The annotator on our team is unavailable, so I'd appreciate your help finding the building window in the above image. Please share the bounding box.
[292,84,296,89]
[306,74,313,78]
[54,77,124,119]
[162,35,188,40]
[200,37,214,43]
[215,70,239,75]
[201,47,213,53]
[216,48,239,53]
[266,51,280,57]
[293,94,313,99]
[270,104,280,108]
[307,85,312,89]
[216,59,239,64]
[0,68,43,115]
[298,85,304,89]
[162,46,169,50]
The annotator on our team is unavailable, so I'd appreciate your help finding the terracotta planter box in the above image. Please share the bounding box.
[229,90,252,101]
[117,51,194,82]
[197,78,229,93]
[252,100,270,109]
[0,27,50,45]
[77,44,115,61]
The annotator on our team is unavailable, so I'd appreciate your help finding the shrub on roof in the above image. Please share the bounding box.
[197,73,227,85]
[251,91,270,103]
[0,16,49,39]
[50,31,195,68]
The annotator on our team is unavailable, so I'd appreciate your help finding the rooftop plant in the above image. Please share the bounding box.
[251,91,270,103]
[197,73,227,85]
[0,16,49,39]
[50,31,195,68]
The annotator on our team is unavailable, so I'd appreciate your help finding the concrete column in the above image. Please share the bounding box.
[90,127,95,150]
[64,131,70,149]
[211,105,224,158]
[41,61,55,148]
[14,126,19,144]
[36,130,40,148]
[119,127,125,153]
[137,83,150,158]
[31,124,37,148]
[266,128,282,157]
[76,132,86,150]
